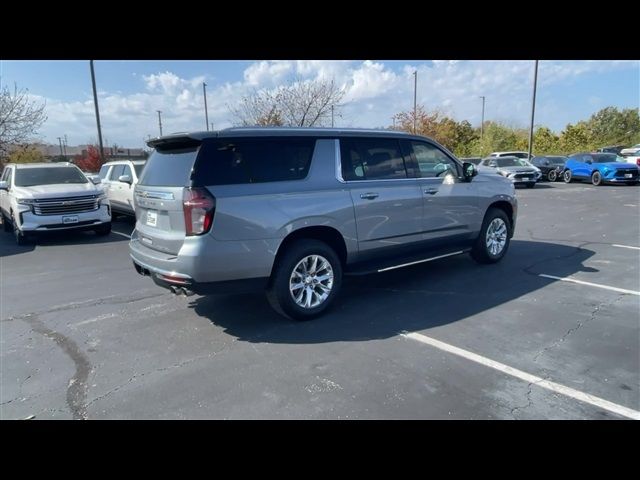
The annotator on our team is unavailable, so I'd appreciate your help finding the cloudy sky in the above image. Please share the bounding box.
[1,60,638,148]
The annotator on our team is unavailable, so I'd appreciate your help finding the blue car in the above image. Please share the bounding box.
[563,153,639,186]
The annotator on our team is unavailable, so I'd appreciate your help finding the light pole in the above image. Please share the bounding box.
[63,134,68,156]
[413,70,418,134]
[203,82,209,131]
[210,122,215,131]
[331,105,334,128]
[527,60,539,161]
[90,60,105,161]
[157,110,163,136]
[479,96,485,142]
[57,137,64,159]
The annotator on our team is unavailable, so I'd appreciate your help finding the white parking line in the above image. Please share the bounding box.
[539,274,640,296]
[71,312,118,327]
[402,331,640,420]
[111,230,131,239]
[612,244,640,251]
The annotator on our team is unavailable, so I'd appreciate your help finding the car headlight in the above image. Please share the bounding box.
[497,169,508,177]
[97,192,108,204]
[16,198,36,205]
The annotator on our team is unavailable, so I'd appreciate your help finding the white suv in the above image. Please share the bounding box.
[0,162,111,245]
[98,160,146,217]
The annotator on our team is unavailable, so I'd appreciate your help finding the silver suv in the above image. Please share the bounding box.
[130,128,518,320]
[97,160,146,217]
[0,162,111,244]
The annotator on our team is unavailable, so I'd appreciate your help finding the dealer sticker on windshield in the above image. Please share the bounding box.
[146,210,158,227]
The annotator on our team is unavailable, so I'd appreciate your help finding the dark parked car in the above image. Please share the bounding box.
[531,155,567,181]
[460,157,482,165]
[563,153,639,186]
[596,145,627,155]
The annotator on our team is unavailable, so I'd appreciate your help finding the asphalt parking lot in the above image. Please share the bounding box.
[1,182,639,419]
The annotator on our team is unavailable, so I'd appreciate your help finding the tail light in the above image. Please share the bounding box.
[183,187,215,236]
[636,159,640,167]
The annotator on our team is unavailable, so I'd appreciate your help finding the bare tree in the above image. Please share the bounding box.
[230,78,345,127]
[0,83,47,157]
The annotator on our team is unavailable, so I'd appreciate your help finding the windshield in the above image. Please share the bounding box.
[507,152,530,159]
[495,158,530,167]
[134,163,145,177]
[590,154,622,164]
[547,156,567,165]
[14,167,88,187]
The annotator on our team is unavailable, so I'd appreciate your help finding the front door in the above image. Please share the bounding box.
[340,137,423,255]
[407,140,479,244]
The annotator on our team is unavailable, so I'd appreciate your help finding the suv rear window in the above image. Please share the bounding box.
[193,137,315,185]
[138,147,199,187]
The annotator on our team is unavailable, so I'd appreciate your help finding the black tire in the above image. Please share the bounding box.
[563,169,572,183]
[591,171,602,186]
[266,239,343,321]
[470,207,511,264]
[525,182,535,189]
[95,222,112,236]
[547,170,557,182]
[2,212,11,232]
[13,215,29,246]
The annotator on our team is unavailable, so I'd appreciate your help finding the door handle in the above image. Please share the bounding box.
[424,188,439,195]
[360,192,379,200]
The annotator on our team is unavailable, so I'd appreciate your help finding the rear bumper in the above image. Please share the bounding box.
[132,257,268,294]
[129,228,280,287]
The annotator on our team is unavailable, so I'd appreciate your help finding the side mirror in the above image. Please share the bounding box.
[462,162,478,181]
[585,160,592,165]
[89,175,101,184]
[118,174,132,184]
[488,161,497,168]
[0,180,8,191]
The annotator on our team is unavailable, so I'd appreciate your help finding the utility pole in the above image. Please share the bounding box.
[331,105,335,128]
[413,70,418,134]
[527,60,539,162]
[63,134,68,156]
[479,96,485,142]
[210,122,215,131]
[203,82,209,131]
[57,137,64,159]
[157,110,163,136]
[90,60,105,161]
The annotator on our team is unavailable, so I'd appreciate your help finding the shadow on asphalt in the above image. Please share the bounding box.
[0,216,135,258]
[189,240,596,344]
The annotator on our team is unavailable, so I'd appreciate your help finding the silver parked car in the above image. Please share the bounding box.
[130,128,518,320]
[0,162,111,244]
[478,156,542,188]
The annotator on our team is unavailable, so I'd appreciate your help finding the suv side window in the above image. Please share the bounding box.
[340,138,408,180]
[98,164,111,179]
[195,137,315,185]
[109,165,124,181]
[410,141,460,178]
[3,167,13,186]
[121,165,132,180]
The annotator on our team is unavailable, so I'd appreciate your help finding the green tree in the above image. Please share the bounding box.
[533,126,560,154]
[586,106,640,147]
[559,121,593,153]
[7,144,45,163]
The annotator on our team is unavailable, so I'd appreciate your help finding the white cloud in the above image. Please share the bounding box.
[29,60,639,148]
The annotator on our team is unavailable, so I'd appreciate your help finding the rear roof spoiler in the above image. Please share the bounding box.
[147,133,210,150]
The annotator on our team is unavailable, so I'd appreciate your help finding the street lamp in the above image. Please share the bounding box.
[527,61,539,161]
[157,110,163,136]
[413,70,418,134]
[203,82,209,131]
[479,96,485,143]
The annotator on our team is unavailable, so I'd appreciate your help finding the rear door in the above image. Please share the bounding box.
[134,144,200,255]
[341,137,423,254]
[406,140,479,243]
[106,164,124,209]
